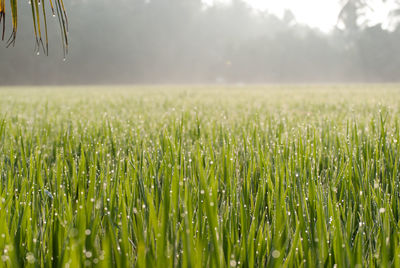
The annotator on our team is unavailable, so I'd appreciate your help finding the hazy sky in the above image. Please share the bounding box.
[244,0,341,32]
[204,0,399,32]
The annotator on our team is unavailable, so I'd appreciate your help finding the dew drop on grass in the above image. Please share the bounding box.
[26,253,35,264]
[272,250,280,258]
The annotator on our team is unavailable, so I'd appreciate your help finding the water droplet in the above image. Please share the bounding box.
[85,251,92,258]
[272,250,280,258]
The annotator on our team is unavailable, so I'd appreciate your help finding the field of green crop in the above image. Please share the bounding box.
[1,85,400,267]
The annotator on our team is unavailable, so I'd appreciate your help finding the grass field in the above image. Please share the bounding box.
[1,85,400,267]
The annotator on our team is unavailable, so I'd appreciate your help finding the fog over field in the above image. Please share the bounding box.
[3,2,400,267]
[1,0,400,85]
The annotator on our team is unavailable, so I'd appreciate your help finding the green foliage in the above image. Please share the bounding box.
[0,0,67,56]
[0,85,400,267]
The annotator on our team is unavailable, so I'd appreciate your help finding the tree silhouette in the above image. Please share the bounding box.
[339,0,400,31]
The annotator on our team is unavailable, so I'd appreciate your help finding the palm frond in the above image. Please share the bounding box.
[0,0,68,56]
[0,0,5,40]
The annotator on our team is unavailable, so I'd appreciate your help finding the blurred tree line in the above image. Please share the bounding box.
[1,0,400,84]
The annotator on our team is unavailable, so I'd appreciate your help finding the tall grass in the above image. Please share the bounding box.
[0,85,400,267]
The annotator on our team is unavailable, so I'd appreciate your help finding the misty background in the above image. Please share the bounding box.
[1,0,400,85]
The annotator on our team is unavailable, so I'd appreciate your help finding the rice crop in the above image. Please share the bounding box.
[1,85,400,267]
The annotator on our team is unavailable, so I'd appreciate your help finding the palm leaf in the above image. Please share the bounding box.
[0,0,68,56]
[0,0,5,41]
